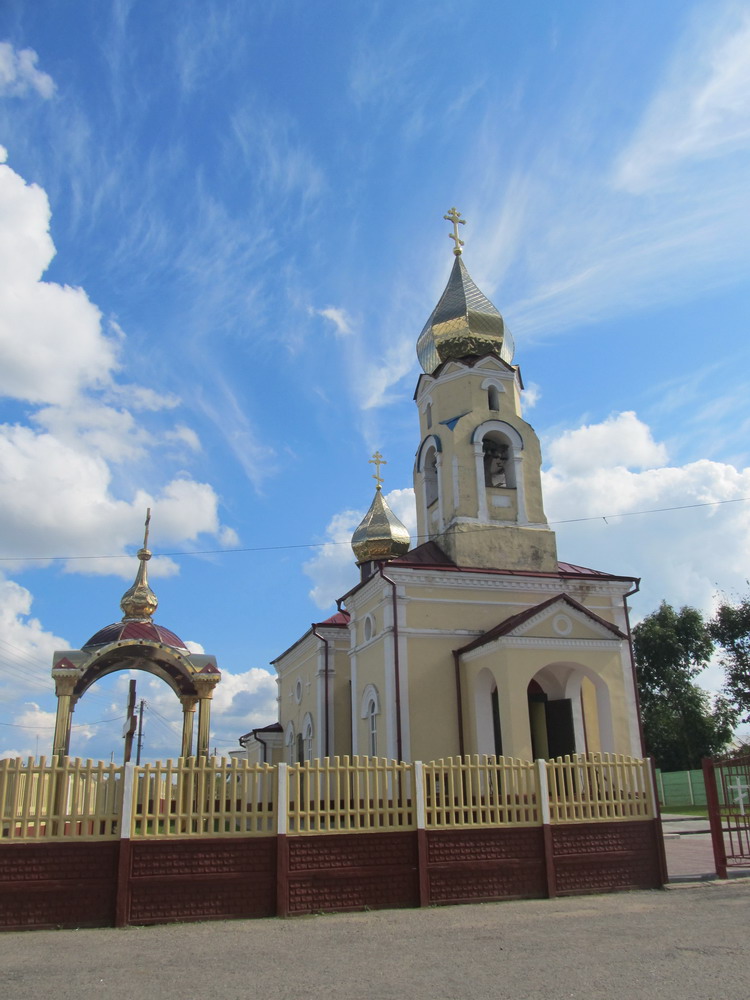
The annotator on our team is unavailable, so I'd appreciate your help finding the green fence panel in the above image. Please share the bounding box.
[655,769,708,808]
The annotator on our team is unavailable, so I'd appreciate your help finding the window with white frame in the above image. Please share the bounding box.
[363,614,375,642]
[360,684,380,759]
[285,724,296,764]
[367,699,377,757]
[303,713,314,761]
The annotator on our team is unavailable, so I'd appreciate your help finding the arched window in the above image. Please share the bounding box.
[303,713,314,761]
[361,684,380,759]
[367,699,377,757]
[286,723,296,765]
[488,386,500,412]
[426,403,433,429]
[424,445,438,506]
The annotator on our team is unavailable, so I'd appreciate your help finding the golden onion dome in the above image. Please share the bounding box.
[119,510,158,621]
[416,210,514,375]
[351,453,411,565]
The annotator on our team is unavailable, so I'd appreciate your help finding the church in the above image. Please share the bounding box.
[240,210,644,767]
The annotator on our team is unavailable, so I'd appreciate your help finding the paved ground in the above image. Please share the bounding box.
[2,879,749,1000]
[661,814,750,882]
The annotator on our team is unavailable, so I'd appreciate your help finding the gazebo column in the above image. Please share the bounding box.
[180,696,198,758]
[51,668,79,759]
[197,697,212,758]
[193,666,221,759]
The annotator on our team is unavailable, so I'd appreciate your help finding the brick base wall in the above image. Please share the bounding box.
[0,842,118,930]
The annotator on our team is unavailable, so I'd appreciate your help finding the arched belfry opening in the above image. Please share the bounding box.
[50,511,221,760]
[482,431,516,489]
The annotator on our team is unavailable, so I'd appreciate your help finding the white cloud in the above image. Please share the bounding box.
[0,43,55,99]
[0,577,69,701]
[0,153,236,579]
[0,157,119,405]
[521,382,541,410]
[546,411,668,476]
[542,413,750,648]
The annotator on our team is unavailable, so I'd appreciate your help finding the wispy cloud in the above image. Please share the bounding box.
[614,5,750,191]
[453,3,750,345]
[312,306,353,337]
[0,42,55,99]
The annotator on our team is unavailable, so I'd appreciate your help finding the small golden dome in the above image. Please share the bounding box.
[351,453,411,565]
[120,510,158,621]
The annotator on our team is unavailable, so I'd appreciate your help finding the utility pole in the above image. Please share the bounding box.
[135,698,145,765]
[122,679,137,764]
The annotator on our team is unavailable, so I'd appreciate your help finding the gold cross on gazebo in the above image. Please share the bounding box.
[369,451,387,489]
[444,206,466,255]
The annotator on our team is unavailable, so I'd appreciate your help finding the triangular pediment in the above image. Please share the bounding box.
[458,594,625,655]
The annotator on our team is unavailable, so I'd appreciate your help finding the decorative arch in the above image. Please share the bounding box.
[51,517,220,761]
[51,640,220,760]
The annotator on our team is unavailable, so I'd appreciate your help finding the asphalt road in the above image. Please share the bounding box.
[2,880,748,1000]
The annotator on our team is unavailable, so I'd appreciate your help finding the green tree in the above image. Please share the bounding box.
[633,601,736,770]
[709,595,750,722]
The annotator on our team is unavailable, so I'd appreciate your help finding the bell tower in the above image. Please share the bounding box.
[413,210,558,572]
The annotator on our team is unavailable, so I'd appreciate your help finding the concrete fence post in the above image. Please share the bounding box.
[276,763,289,916]
[414,762,429,906]
[115,763,135,927]
[536,759,556,898]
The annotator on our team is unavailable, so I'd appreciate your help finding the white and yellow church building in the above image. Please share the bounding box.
[240,210,644,767]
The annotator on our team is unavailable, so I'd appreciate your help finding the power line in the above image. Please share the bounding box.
[0,495,748,564]
[0,715,124,731]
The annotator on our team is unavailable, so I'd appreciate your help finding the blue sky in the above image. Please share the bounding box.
[1,0,749,760]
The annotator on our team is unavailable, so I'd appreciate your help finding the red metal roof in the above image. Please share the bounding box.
[83,620,188,651]
[319,610,351,626]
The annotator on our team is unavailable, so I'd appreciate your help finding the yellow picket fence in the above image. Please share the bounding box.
[546,753,655,823]
[131,757,277,837]
[0,756,122,840]
[0,752,656,841]
[424,755,540,828]
[287,756,415,833]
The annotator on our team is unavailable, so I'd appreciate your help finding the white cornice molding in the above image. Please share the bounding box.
[462,635,623,662]
[386,567,630,597]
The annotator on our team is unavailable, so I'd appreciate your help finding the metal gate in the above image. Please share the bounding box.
[703,753,750,878]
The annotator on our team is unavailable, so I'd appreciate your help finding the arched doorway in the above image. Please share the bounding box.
[474,667,503,757]
[527,663,613,759]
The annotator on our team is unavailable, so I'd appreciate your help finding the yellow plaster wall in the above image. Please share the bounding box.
[404,636,461,762]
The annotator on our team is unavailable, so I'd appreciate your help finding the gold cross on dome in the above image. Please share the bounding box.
[142,508,151,549]
[444,206,466,255]
[369,451,386,489]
